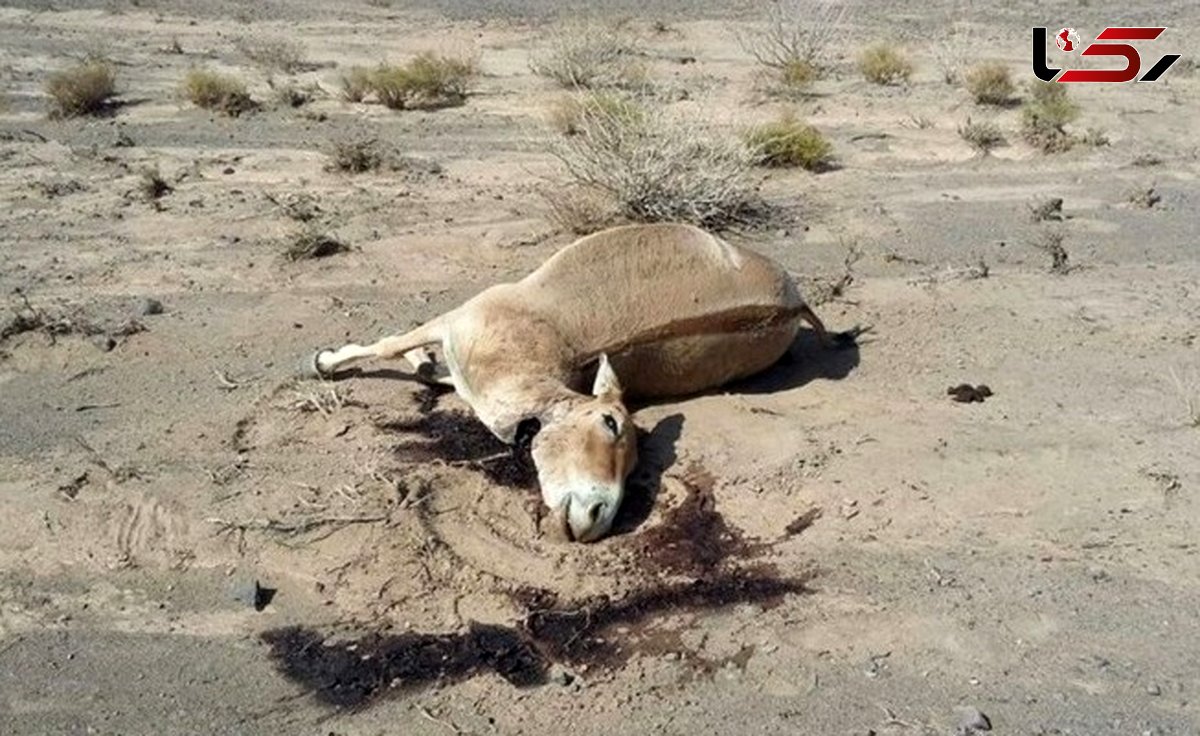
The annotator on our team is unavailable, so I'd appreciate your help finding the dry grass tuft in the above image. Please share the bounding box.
[858,42,913,85]
[529,21,642,89]
[957,117,1005,154]
[45,60,117,117]
[370,52,478,109]
[548,104,764,229]
[547,91,643,136]
[1021,81,1080,153]
[339,66,374,102]
[744,111,833,171]
[539,184,619,235]
[964,62,1015,105]
[326,137,384,173]
[182,68,257,116]
[236,36,307,73]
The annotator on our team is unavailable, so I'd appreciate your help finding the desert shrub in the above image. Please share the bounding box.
[931,21,970,84]
[1020,81,1079,153]
[1030,228,1070,273]
[236,36,306,73]
[539,184,619,235]
[778,58,818,89]
[964,62,1014,105]
[340,66,373,102]
[370,52,478,109]
[45,60,116,117]
[271,80,319,108]
[326,137,383,173]
[548,105,763,229]
[744,112,833,170]
[548,91,643,136]
[285,227,349,261]
[858,42,913,85]
[138,166,172,200]
[529,21,641,89]
[957,117,1005,153]
[739,0,849,75]
[182,68,257,116]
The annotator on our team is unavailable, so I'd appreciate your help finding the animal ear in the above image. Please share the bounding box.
[592,353,623,399]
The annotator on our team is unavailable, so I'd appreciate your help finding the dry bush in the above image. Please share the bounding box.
[548,105,764,229]
[547,91,643,136]
[236,36,307,73]
[1168,367,1200,428]
[138,166,172,201]
[45,60,117,117]
[738,0,850,76]
[1020,81,1080,153]
[1028,196,1064,222]
[370,52,478,109]
[1030,228,1070,274]
[182,68,257,116]
[1126,185,1162,209]
[529,20,642,89]
[326,137,383,173]
[744,111,833,171]
[285,226,349,261]
[858,42,913,85]
[271,80,319,108]
[340,66,373,102]
[957,117,1005,154]
[931,21,970,84]
[964,62,1014,105]
[539,184,619,235]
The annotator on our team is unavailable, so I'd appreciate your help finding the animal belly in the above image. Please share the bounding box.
[609,322,799,399]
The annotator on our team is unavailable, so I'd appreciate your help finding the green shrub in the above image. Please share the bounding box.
[744,112,833,170]
[1020,81,1080,153]
[370,52,477,109]
[340,66,373,102]
[182,68,256,116]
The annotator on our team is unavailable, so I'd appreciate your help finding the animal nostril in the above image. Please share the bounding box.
[588,502,604,524]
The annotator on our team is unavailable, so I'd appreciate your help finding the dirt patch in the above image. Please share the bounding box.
[263,461,815,708]
[378,409,538,489]
[263,568,812,708]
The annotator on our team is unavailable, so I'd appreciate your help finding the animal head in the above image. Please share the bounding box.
[531,354,638,542]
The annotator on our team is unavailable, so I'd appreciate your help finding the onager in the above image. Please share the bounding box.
[310,223,843,542]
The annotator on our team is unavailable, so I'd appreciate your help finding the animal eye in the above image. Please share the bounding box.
[602,414,619,436]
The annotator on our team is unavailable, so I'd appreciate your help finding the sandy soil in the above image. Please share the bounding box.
[2,1,1199,734]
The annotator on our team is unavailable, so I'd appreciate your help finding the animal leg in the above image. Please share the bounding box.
[403,347,455,387]
[310,316,446,379]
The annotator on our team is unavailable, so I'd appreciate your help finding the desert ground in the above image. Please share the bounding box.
[2,0,1199,734]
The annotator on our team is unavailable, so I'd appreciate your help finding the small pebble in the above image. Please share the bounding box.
[1146,683,1162,696]
[140,298,164,316]
[91,334,116,352]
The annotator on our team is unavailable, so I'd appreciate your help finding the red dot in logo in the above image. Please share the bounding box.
[1055,27,1077,52]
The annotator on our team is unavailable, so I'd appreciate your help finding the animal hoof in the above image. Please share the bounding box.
[304,349,335,380]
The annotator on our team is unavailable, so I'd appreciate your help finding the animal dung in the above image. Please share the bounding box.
[947,383,993,403]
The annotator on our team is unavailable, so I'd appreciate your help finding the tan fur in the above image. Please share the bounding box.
[312,223,830,541]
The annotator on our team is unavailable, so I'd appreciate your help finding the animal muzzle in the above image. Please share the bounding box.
[547,489,621,543]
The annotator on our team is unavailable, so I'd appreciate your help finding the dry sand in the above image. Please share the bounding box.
[1,1,1199,734]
